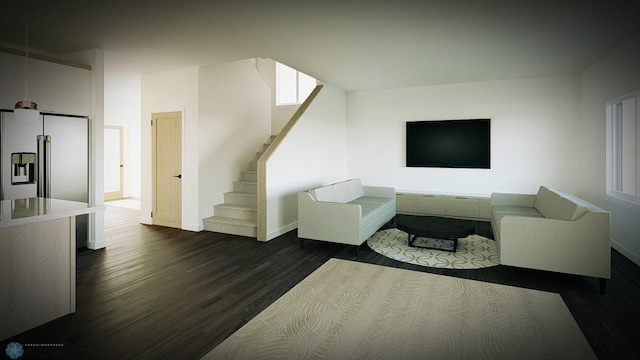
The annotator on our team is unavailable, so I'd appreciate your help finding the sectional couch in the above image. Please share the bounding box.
[491,186,611,292]
[298,179,396,249]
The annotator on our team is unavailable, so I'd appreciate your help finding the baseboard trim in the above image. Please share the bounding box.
[266,222,297,242]
[182,223,202,232]
[611,239,640,267]
[138,217,201,232]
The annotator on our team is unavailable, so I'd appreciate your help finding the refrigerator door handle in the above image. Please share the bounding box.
[36,135,51,198]
[45,135,51,198]
[37,135,44,197]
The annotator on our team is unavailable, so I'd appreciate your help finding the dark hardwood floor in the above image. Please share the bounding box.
[3,205,639,359]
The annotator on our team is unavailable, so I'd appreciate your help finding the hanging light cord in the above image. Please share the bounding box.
[24,0,29,101]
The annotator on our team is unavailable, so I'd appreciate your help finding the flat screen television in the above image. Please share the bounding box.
[406,119,491,168]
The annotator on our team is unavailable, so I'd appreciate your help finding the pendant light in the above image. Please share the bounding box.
[14,0,39,122]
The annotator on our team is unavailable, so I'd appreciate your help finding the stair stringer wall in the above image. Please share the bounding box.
[257,83,348,241]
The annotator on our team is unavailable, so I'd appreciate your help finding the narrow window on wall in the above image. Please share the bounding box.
[607,91,640,205]
[276,62,316,106]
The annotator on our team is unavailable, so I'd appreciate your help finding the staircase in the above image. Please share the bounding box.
[202,136,275,238]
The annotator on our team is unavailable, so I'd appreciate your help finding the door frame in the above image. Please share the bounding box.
[104,125,124,201]
[151,111,183,228]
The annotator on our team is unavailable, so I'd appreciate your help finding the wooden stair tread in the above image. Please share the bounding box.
[214,203,257,211]
[225,191,256,196]
[203,216,256,226]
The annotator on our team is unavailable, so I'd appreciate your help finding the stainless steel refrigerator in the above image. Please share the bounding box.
[0,110,89,247]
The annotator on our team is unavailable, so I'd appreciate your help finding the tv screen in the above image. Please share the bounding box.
[406,119,491,168]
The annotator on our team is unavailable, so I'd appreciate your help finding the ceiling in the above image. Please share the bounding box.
[1,0,639,92]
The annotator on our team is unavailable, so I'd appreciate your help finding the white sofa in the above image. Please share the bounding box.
[491,186,611,292]
[298,179,396,249]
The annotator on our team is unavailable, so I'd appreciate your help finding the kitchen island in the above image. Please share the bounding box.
[0,197,100,340]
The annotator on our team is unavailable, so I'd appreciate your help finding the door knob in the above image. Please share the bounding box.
[173,174,182,179]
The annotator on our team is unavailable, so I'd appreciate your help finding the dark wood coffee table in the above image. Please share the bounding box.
[395,215,475,252]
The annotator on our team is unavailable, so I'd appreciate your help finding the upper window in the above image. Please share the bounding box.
[607,91,640,206]
[276,62,316,106]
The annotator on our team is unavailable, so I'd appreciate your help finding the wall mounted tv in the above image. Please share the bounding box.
[406,119,491,169]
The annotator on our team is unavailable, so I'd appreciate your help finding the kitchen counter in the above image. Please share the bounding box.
[0,197,101,340]
[0,197,100,228]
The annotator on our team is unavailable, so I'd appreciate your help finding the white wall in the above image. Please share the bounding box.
[346,75,581,196]
[580,32,640,265]
[141,67,199,230]
[266,84,348,239]
[198,59,271,227]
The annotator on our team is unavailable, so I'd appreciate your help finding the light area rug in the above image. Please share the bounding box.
[368,228,500,269]
[202,258,595,360]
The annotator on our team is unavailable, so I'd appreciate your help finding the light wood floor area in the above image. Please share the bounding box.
[2,205,639,359]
